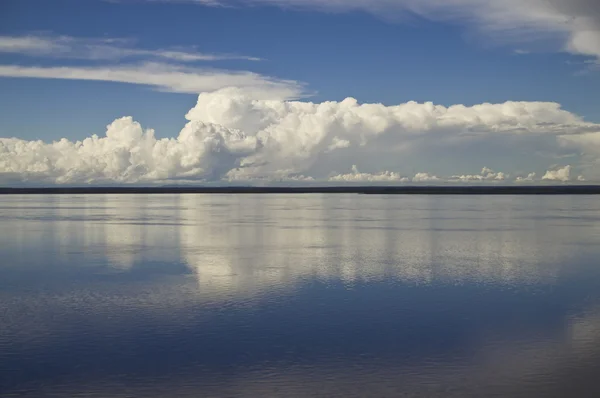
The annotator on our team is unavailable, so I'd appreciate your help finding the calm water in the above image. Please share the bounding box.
[1,194,600,397]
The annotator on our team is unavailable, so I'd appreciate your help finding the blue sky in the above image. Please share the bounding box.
[0,0,599,184]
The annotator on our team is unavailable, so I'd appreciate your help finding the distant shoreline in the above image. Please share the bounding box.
[2,186,600,195]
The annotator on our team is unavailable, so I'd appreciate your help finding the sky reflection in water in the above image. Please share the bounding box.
[1,194,600,397]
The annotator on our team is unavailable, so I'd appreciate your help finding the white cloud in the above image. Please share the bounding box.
[326,137,351,152]
[0,34,261,62]
[166,0,600,62]
[0,63,303,99]
[451,167,508,182]
[0,34,298,99]
[180,90,597,179]
[329,165,409,182]
[0,116,260,184]
[327,167,524,184]
[412,172,440,182]
[542,165,572,181]
[516,172,537,182]
[1,89,599,185]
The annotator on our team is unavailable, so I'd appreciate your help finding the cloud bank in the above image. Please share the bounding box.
[1,88,598,185]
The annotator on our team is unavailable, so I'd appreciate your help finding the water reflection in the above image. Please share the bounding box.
[3,194,597,289]
[1,194,600,397]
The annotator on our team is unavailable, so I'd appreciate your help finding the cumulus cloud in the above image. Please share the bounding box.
[516,172,537,182]
[542,165,572,181]
[179,89,598,180]
[541,165,586,182]
[0,34,261,62]
[0,116,259,184]
[326,137,351,152]
[412,172,440,182]
[329,165,409,182]
[1,89,599,185]
[451,167,507,182]
[165,0,600,63]
[0,63,303,99]
[328,166,518,184]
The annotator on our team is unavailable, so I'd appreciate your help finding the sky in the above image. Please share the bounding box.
[0,0,599,185]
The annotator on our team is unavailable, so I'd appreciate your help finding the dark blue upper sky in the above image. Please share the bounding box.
[1,0,598,141]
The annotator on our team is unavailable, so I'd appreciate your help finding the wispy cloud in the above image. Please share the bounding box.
[0,34,261,62]
[0,62,303,99]
[0,33,302,99]
[145,0,600,62]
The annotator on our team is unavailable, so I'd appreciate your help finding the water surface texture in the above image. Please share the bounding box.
[1,194,600,397]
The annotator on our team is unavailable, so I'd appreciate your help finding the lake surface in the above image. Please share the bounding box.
[1,194,600,397]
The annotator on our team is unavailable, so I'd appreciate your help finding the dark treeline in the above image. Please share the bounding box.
[2,186,600,195]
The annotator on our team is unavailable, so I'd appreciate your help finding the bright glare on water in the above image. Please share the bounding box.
[1,194,600,397]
